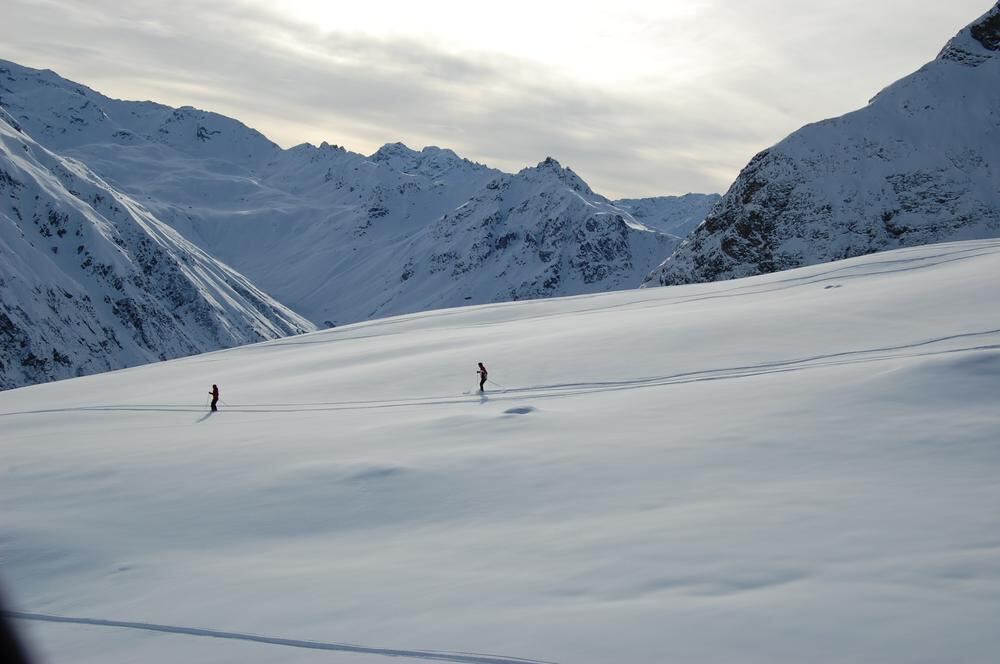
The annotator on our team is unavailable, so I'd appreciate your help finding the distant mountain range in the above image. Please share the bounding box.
[645,3,1000,287]
[3,3,999,389]
[0,59,717,388]
[0,60,716,328]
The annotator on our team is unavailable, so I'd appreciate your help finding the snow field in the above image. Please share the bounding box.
[2,240,1000,663]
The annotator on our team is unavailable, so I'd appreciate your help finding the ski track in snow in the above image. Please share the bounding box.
[1,329,997,418]
[5,612,557,664]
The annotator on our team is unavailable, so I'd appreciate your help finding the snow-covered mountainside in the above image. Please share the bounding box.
[0,60,684,327]
[336,157,675,321]
[614,193,720,238]
[0,62,281,166]
[3,239,999,664]
[645,3,1000,287]
[0,109,313,390]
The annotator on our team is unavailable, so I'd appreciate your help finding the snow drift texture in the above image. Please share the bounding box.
[645,3,1000,286]
[2,239,999,663]
[0,109,313,390]
[0,60,713,328]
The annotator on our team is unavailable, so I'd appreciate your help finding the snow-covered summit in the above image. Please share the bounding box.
[518,156,594,195]
[0,60,280,167]
[645,3,1000,287]
[369,142,490,180]
[370,141,418,161]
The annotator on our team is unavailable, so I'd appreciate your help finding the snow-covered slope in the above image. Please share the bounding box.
[0,61,281,167]
[614,192,720,238]
[0,60,684,326]
[2,239,999,664]
[645,3,1000,287]
[0,109,313,390]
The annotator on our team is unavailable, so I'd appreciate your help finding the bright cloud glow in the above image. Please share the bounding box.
[3,0,994,198]
[274,0,713,84]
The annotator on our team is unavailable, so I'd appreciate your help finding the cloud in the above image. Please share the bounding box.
[2,0,993,198]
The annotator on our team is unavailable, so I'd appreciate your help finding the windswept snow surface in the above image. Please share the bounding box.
[2,240,1000,663]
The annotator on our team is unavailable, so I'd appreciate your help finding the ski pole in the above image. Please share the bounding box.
[488,378,505,388]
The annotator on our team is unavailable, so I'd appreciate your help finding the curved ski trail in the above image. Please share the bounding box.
[5,611,557,664]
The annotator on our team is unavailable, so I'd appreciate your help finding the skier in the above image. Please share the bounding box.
[209,384,220,412]
[477,362,488,392]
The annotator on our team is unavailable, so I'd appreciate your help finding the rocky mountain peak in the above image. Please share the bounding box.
[969,3,1000,49]
[938,2,1000,65]
[370,141,419,162]
[368,141,489,181]
[519,157,593,194]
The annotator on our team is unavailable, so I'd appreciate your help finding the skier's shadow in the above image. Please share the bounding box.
[479,392,489,404]
[195,411,216,423]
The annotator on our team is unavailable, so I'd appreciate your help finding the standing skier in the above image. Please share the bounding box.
[209,384,220,412]
[477,362,488,392]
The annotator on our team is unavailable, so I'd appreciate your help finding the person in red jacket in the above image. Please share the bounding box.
[209,384,219,411]
[477,363,488,392]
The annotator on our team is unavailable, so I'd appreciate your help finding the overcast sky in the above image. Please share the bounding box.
[4,0,993,198]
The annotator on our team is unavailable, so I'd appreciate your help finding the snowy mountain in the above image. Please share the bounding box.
[0,61,281,166]
[645,3,1000,287]
[614,193,720,238]
[332,157,675,321]
[3,239,999,663]
[0,109,313,390]
[0,59,684,327]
